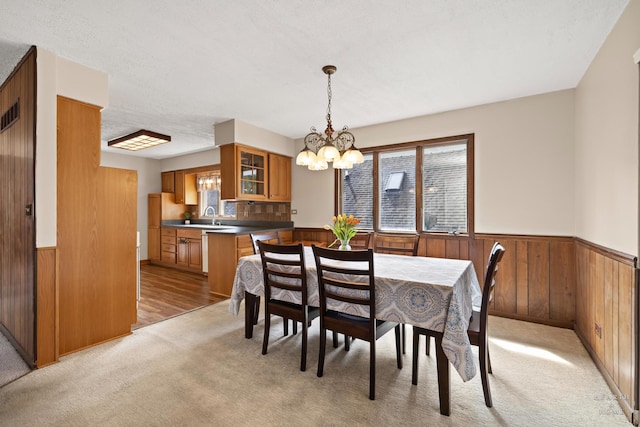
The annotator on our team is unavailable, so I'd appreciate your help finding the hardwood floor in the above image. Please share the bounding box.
[133,264,225,330]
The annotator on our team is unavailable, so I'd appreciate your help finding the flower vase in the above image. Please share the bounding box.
[339,239,352,251]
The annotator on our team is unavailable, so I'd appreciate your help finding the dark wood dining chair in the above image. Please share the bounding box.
[312,245,402,400]
[249,232,281,328]
[373,233,419,256]
[373,232,420,353]
[258,241,319,371]
[348,232,372,250]
[412,242,505,409]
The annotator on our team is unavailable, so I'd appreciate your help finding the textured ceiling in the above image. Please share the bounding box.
[0,0,629,159]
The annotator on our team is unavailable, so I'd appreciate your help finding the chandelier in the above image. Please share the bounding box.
[296,65,363,171]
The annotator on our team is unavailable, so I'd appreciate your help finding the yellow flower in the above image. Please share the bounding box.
[327,213,361,247]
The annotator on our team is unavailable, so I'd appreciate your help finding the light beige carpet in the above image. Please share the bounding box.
[0,332,30,387]
[0,300,630,426]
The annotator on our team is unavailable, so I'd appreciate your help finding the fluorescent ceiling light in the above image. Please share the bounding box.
[108,130,171,151]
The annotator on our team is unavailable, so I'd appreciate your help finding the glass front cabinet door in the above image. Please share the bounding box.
[220,144,269,200]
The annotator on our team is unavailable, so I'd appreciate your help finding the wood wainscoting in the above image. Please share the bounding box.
[36,247,57,367]
[293,228,638,423]
[574,238,637,421]
[294,229,576,326]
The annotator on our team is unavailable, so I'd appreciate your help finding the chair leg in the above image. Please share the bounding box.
[402,324,406,354]
[332,331,338,348]
[395,325,402,369]
[412,330,420,385]
[425,335,431,356]
[435,335,450,416]
[369,339,376,400]
[293,319,298,335]
[283,318,289,336]
[345,335,350,351]
[253,296,260,325]
[300,315,307,372]
[479,340,493,407]
[261,313,270,355]
[317,328,327,378]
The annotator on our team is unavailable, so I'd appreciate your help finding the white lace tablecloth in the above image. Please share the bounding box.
[229,247,481,381]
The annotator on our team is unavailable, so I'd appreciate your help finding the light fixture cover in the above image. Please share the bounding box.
[108,129,171,151]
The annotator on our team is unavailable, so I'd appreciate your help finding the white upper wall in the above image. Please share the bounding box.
[214,118,295,156]
[35,48,109,248]
[292,89,576,236]
[575,0,640,257]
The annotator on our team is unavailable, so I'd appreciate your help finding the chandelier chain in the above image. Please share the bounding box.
[326,72,332,127]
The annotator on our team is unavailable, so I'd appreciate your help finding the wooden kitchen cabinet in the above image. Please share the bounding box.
[148,194,161,261]
[208,229,293,298]
[161,171,175,193]
[268,153,291,201]
[220,144,291,202]
[173,170,198,205]
[220,144,268,201]
[177,229,203,271]
[161,228,177,264]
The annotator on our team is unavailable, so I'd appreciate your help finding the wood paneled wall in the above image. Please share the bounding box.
[36,247,57,367]
[57,96,138,356]
[0,47,36,365]
[574,238,636,421]
[294,229,577,326]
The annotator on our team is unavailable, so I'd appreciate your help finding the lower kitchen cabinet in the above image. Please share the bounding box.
[177,229,202,271]
[208,230,292,298]
[161,228,177,264]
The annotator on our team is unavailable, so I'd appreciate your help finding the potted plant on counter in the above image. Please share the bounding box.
[184,212,192,225]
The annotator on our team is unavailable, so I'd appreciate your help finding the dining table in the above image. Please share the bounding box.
[228,246,482,415]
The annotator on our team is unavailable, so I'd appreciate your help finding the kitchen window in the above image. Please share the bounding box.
[197,173,236,219]
[338,134,474,235]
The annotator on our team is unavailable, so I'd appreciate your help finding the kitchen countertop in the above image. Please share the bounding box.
[161,221,293,236]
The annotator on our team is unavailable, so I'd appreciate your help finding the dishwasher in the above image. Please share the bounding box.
[201,231,208,273]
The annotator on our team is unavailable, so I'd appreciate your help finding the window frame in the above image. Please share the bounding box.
[335,133,474,237]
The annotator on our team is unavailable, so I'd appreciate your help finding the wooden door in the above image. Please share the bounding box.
[0,47,36,366]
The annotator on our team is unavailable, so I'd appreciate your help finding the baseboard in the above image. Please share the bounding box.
[574,324,633,423]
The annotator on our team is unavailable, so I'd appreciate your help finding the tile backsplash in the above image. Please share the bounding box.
[235,202,291,222]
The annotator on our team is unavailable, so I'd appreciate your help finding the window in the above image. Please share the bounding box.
[379,150,416,231]
[340,153,374,229]
[423,143,467,233]
[197,172,236,219]
[339,135,473,235]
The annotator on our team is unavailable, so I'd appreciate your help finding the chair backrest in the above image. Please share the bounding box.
[479,242,505,331]
[373,233,419,256]
[349,232,372,250]
[312,245,376,325]
[251,232,281,255]
[258,241,308,305]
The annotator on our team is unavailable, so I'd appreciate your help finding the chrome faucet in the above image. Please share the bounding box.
[204,206,216,218]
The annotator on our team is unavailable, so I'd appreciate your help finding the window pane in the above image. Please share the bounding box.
[341,153,373,229]
[379,149,416,231]
[199,190,236,218]
[422,142,467,233]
